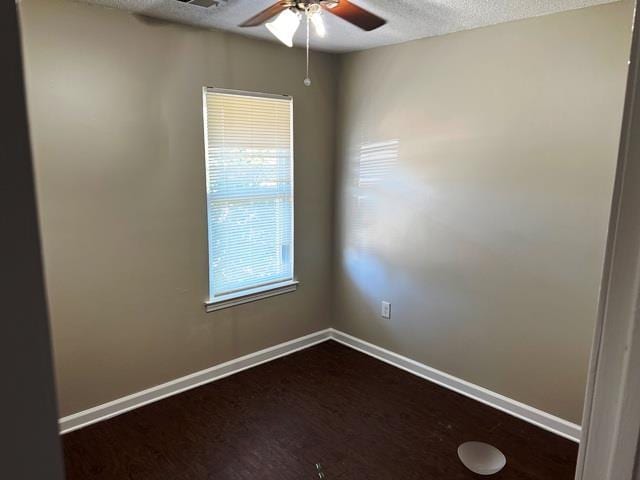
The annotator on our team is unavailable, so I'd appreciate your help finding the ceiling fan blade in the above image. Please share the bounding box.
[239,1,289,27]
[323,0,386,31]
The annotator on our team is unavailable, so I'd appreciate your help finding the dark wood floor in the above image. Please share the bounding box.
[62,341,578,479]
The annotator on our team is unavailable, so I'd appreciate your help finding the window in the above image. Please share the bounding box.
[203,88,296,311]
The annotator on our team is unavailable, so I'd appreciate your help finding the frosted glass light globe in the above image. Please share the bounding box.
[458,442,506,475]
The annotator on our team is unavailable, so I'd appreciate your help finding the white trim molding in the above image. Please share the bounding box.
[330,329,581,442]
[59,329,332,434]
[60,328,581,443]
[205,280,299,312]
[576,3,640,478]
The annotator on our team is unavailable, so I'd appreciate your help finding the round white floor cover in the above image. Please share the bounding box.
[457,442,507,475]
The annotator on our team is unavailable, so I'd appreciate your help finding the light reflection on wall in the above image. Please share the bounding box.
[343,140,400,305]
[351,140,399,253]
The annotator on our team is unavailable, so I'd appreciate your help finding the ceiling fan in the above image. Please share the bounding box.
[239,1,387,86]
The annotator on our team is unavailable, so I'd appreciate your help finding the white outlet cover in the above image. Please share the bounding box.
[381,301,391,319]
[457,442,506,475]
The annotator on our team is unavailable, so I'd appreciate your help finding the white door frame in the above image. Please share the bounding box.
[576,2,640,479]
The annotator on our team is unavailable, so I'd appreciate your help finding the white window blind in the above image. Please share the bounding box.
[203,88,294,303]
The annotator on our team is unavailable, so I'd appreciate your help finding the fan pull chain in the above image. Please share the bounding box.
[304,12,311,87]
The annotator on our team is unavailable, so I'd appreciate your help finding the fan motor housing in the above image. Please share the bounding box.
[295,1,340,9]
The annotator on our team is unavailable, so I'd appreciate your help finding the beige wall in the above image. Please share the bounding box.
[333,1,633,423]
[19,0,338,416]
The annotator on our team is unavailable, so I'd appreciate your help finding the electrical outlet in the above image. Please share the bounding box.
[381,301,391,319]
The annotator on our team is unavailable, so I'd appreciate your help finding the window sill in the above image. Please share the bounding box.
[204,280,299,313]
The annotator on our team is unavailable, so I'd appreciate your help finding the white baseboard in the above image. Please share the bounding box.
[329,328,581,442]
[59,329,332,434]
[60,327,581,443]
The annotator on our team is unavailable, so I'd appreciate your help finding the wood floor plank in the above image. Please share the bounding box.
[62,341,578,479]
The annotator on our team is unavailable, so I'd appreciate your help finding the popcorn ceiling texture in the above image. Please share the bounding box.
[73,0,620,52]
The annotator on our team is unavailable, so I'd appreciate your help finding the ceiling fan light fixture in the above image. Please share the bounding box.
[310,10,326,37]
[266,8,301,47]
[241,0,387,86]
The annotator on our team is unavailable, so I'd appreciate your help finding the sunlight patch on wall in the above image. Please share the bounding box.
[351,140,400,253]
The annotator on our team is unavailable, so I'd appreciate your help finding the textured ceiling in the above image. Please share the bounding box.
[73,0,620,52]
